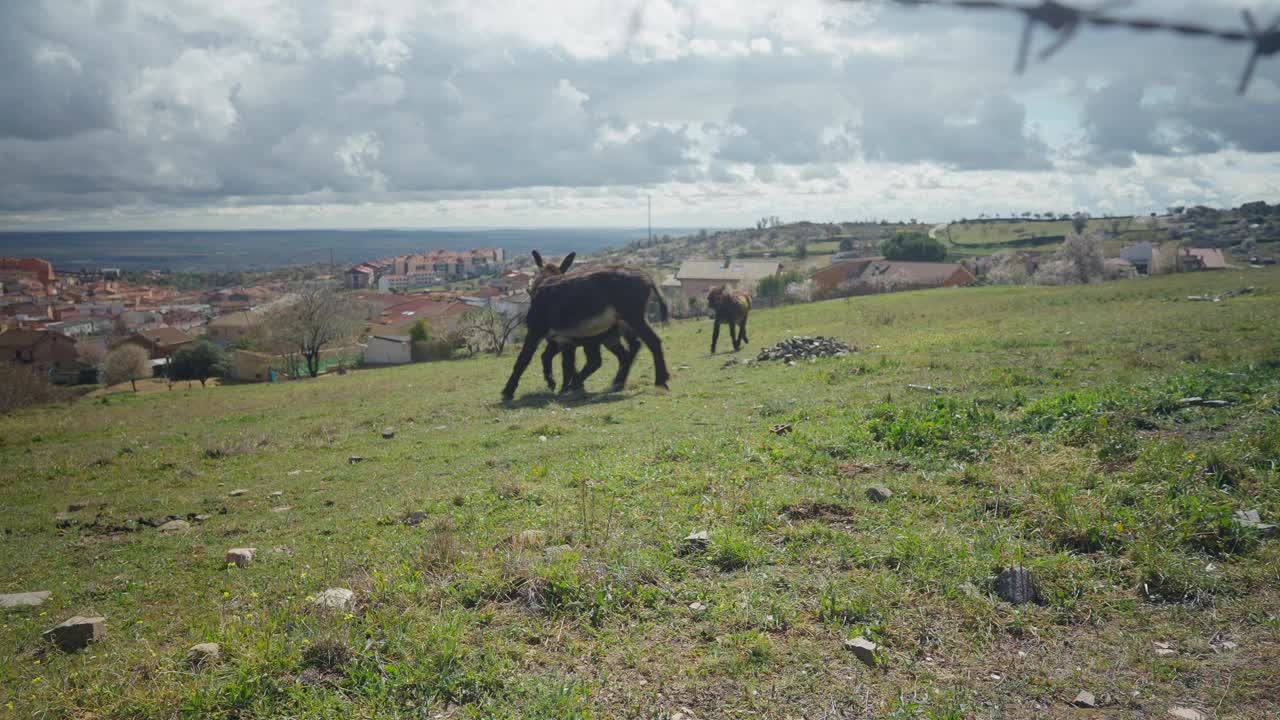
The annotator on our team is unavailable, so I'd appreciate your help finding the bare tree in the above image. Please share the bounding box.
[988,251,1030,285]
[267,284,363,377]
[1033,232,1104,285]
[458,306,524,356]
[100,344,150,392]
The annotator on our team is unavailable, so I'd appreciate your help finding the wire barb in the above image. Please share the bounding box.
[849,0,1278,95]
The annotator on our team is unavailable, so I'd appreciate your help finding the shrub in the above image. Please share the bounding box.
[880,231,947,261]
[0,364,66,413]
[169,338,229,387]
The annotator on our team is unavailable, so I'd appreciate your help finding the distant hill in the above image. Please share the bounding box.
[0,227,702,273]
[583,220,935,278]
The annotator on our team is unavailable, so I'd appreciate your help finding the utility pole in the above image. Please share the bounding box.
[647,195,652,244]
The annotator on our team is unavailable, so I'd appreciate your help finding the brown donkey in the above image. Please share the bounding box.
[502,252,669,400]
[529,251,641,394]
[707,285,751,353]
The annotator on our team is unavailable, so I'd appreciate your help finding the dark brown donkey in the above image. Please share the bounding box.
[503,255,670,401]
[529,251,641,394]
[707,285,752,353]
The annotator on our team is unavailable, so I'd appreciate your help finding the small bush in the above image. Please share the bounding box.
[0,364,66,413]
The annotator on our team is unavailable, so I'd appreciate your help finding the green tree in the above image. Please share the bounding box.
[838,237,854,253]
[169,339,230,387]
[879,231,947,262]
[794,239,809,259]
[409,319,432,343]
[756,270,806,306]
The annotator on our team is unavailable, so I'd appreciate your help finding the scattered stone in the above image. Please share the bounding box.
[994,566,1041,605]
[269,491,283,498]
[1,591,51,608]
[225,548,256,567]
[510,529,547,549]
[192,514,212,522]
[689,602,707,613]
[324,500,336,507]
[271,546,294,557]
[1213,639,1238,653]
[1234,509,1278,538]
[544,544,574,562]
[402,511,427,527]
[770,423,793,435]
[348,456,364,464]
[679,530,710,555]
[1168,707,1206,720]
[1073,690,1097,708]
[228,489,248,497]
[187,642,221,668]
[865,486,893,503]
[757,336,855,363]
[313,588,355,611]
[1155,647,1177,657]
[158,519,191,533]
[44,615,106,652]
[382,428,396,439]
[271,506,292,513]
[67,501,101,512]
[844,636,880,668]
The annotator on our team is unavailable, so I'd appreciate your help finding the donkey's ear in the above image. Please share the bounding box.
[559,252,576,273]
[531,250,544,268]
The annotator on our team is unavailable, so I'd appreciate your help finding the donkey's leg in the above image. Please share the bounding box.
[502,328,546,400]
[710,318,721,354]
[574,342,605,390]
[607,332,642,392]
[541,340,560,391]
[558,344,580,394]
[740,314,749,345]
[623,310,669,388]
[731,319,742,351]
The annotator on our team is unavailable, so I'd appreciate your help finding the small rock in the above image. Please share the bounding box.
[44,615,106,652]
[270,506,292,513]
[510,529,547,549]
[225,548,255,567]
[544,544,574,562]
[1,591,51,608]
[67,501,98,512]
[995,566,1041,605]
[1218,640,1238,651]
[382,428,396,439]
[324,500,336,507]
[689,601,707,613]
[268,491,283,498]
[402,511,427,527]
[538,435,548,443]
[865,486,893,503]
[348,456,364,464]
[844,636,879,668]
[228,489,248,497]
[680,530,710,555]
[1155,648,1177,657]
[187,642,221,668]
[313,588,355,611]
[1168,708,1206,720]
[1073,690,1096,708]
[192,514,212,522]
[158,519,191,532]
[1234,509,1278,538]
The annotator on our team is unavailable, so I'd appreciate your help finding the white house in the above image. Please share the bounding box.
[364,334,412,365]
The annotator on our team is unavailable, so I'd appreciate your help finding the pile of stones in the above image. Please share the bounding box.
[756,336,854,362]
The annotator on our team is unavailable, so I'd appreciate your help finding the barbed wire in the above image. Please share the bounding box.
[843,0,1280,95]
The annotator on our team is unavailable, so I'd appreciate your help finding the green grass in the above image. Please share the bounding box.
[944,218,1171,256]
[4,269,1280,719]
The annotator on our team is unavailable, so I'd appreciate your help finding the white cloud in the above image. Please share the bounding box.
[0,0,1277,229]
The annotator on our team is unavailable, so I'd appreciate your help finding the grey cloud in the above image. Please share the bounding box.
[860,92,1052,171]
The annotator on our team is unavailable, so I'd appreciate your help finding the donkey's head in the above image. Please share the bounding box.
[707,285,727,308]
[530,250,576,292]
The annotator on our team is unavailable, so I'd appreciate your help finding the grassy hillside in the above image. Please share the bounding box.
[943,217,1173,257]
[4,270,1280,719]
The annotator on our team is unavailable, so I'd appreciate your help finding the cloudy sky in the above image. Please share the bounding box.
[2,0,1277,230]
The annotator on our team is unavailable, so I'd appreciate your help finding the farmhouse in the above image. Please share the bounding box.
[0,328,79,374]
[229,345,364,382]
[811,258,975,295]
[1119,242,1170,275]
[364,335,413,365]
[123,326,195,360]
[674,258,782,301]
[1176,247,1228,272]
[205,311,263,345]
